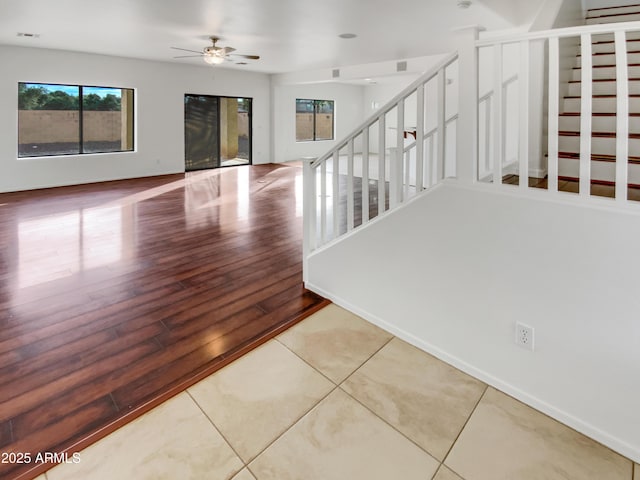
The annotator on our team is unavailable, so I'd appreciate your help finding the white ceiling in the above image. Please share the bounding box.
[0,0,549,74]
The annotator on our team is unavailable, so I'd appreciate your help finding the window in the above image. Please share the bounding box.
[296,99,334,142]
[18,83,134,157]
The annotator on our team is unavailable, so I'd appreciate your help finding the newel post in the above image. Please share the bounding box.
[454,25,484,183]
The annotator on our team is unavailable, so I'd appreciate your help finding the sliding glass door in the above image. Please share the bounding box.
[184,94,252,171]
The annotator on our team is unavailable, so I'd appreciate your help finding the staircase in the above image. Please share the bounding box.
[304,9,640,259]
[558,4,640,188]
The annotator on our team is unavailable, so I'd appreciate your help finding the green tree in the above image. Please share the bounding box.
[98,94,121,111]
[40,90,78,110]
[83,93,102,110]
[18,84,47,110]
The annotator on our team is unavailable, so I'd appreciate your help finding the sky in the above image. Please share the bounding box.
[23,83,121,98]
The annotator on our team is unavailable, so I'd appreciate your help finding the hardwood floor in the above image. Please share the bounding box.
[0,164,328,480]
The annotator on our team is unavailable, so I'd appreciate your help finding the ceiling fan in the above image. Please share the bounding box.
[171,36,260,65]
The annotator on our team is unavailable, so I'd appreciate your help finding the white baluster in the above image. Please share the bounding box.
[347,139,355,231]
[493,43,503,186]
[436,69,446,182]
[615,30,629,203]
[302,158,316,283]
[404,148,410,200]
[378,115,386,213]
[362,128,370,223]
[390,101,405,208]
[320,158,327,243]
[484,96,492,176]
[332,151,339,239]
[416,84,425,192]
[519,40,530,189]
[580,33,593,197]
[547,36,559,193]
[428,134,435,187]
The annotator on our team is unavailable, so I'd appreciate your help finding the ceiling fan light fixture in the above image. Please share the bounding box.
[203,54,224,65]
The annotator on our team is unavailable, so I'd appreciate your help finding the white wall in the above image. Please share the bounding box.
[528,0,584,31]
[0,45,271,192]
[307,182,640,463]
[362,76,420,155]
[271,82,364,162]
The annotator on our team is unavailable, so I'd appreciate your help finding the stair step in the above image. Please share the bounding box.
[586,12,640,24]
[591,39,640,54]
[558,153,640,183]
[568,78,640,95]
[563,94,640,113]
[587,4,640,17]
[576,52,640,67]
[589,31,640,43]
[559,130,640,138]
[558,151,640,163]
[557,175,640,190]
[558,133,640,155]
[559,113,640,131]
[572,64,640,80]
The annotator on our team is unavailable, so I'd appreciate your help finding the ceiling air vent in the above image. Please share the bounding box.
[332,69,340,78]
[17,32,40,38]
[396,61,407,72]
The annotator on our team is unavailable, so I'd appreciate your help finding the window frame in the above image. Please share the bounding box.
[17,82,135,158]
[295,98,335,142]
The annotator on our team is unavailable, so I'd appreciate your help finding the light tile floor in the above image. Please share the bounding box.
[43,304,635,480]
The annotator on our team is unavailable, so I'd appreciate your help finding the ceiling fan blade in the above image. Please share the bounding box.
[173,55,204,58]
[170,46,203,54]
[222,46,236,55]
[229,54,260,60]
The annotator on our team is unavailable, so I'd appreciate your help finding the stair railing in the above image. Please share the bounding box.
[476,20,640,201]
[304,20,640,281]
[303,52,459,266]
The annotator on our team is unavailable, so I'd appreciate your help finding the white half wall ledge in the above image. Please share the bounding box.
[306,180,640,463]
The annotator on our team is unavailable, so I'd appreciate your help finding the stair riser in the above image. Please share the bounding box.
[590,31,640,44]
[586,12,640,24]
[576,52,640,67]
[587,6,640,17]
[572,65,640,80]
[567,81,640,96]
[559,115,640,132]
[558,158,640,183]
[590,40,640,54]
[563,96,640,113]
[558,135,640,155]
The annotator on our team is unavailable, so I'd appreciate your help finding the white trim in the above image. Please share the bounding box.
[528,167,548,179]
[445,177,640,216]
[477,19,640,46]
[304,282,640,464]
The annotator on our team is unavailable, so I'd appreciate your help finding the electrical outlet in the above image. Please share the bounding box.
[515,322,535,351]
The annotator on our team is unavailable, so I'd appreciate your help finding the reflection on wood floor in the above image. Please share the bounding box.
[0,163,327,480]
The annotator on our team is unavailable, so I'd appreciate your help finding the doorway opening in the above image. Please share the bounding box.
[184,94,252,171]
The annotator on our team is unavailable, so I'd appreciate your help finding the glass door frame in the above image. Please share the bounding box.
[184,93,253,172]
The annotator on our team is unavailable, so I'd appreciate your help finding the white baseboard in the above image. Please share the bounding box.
[304,281,640,464]
[529,167,547,179]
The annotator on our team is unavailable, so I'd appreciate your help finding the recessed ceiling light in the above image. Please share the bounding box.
[338,33,357,39]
